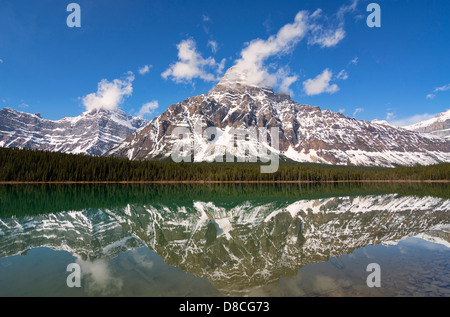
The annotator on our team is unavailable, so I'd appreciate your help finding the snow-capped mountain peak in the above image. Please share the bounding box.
[404,109,450,139]
[214,66,273,90]
[107,77,450,167]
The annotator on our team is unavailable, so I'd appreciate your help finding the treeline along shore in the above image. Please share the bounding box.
[0,147,449,183]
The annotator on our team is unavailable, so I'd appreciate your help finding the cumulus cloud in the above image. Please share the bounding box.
[303,67,348,96]
[278,74,298,96]
[163,0,358,95]
[162,39,226,83]
[82,72,134,112]
[223,2,357,94]
[137,101,159,118]
[229,10,311,89]
[302,68,339,96]
[138,65,152,75]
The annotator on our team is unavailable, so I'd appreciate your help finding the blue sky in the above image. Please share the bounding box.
[0,0,449,126]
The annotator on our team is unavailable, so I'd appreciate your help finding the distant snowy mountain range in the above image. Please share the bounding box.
[0,67,449,167]
[0,107,148,156]
[403,109,450,139]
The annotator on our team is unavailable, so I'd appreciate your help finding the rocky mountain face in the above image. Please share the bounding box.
[404,109,450,139]
[107,68,450,167]
[0,107,149,156]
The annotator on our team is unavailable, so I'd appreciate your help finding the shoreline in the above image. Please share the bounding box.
[0,180,448,184]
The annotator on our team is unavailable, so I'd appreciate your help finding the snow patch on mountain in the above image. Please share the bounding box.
[404,110,450,139]
[108,69,450,167]
[0,107,149,156]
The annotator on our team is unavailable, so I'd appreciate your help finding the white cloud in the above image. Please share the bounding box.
[82,72,134,112]
[353,107,364,117]
[308,27,346,48]
[137,101,159,118]
[434,83,450,92]
[390,113,437,127]
[338,108,346,114]
[302,68,339,96]
[202,14,211,23]
[222,3,356,93]
[207,40,218,54]
[386,112,395,120]
[309,0,359,48]
[164,2,358,94]
[277,68,298,95]
[229,10,310,89]
[337,0,359,19]
[202,14,212,34]
[18,103,29,109]
[76,259,123,296]
[350,56,358,65]
[426,83,450,99]
[337,69,349,80]
[138,65,152,75]
[162,39,225,83]
[303,68,348,97]
[0,59,3,63]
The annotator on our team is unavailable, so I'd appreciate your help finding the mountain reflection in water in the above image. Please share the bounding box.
[0,183,449,296]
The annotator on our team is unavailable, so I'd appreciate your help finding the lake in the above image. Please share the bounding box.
[0,182,449,297]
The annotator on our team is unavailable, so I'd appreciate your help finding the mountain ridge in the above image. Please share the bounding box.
[0,107,149,156]
[107,68,450,167]
[404,109,450,139]
[1,68,449,168]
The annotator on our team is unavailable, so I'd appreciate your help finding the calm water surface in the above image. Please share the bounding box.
[0,183,449,297]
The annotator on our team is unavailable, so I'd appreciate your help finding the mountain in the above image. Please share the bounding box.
[404,109,450,139]
[0,107,149,156]
[107,68,450,167]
